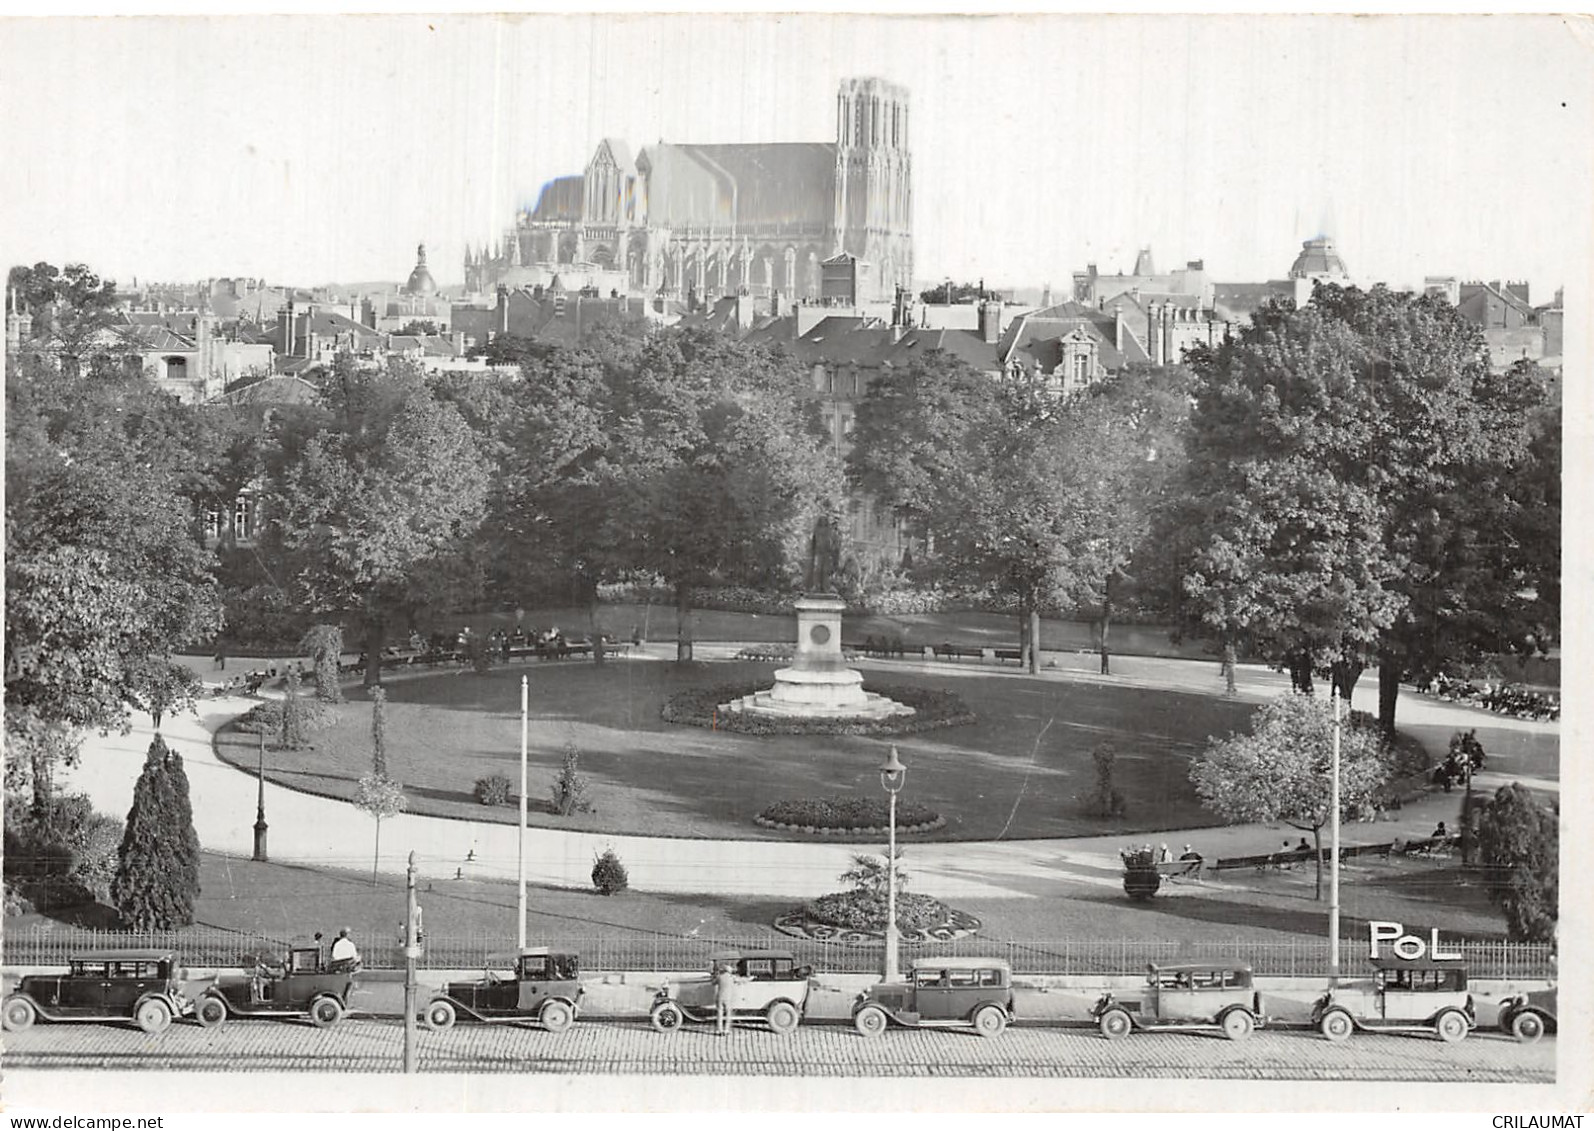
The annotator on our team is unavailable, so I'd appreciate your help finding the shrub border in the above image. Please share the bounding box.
[754,814,946,836]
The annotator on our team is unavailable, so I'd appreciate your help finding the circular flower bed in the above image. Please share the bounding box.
[773,900,983,946]
[662,681,974,736]
[756,796,945,835]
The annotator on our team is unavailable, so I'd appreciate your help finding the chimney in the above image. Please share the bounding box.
[285,300,296,356]
[979,299,1002,344]
[196,315,214,393]
[496,285,509,336]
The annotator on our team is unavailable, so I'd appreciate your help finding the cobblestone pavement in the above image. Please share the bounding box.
[1,1018,1555,1081]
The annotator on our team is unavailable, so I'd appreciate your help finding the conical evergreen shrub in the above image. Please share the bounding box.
[110,735,201,929]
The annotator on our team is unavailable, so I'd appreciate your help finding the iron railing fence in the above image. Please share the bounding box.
[1,927,1554,980]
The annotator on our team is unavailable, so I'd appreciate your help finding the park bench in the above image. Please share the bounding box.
[1210,850,1312,874]
[1154,859,1204,881]
[992,647,1024,664]
[1340,841,1397,861]
[934,643,983,661]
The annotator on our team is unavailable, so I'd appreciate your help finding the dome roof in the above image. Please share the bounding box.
[1288,236,1348,280]
[404,243,438,296]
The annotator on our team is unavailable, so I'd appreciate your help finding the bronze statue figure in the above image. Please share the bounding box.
[805,514,840,595]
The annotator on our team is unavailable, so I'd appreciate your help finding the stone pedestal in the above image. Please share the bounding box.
[721,595,913,721]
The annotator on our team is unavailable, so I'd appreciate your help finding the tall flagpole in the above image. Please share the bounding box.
[518,674,528,950]
[1329,690,1342,984]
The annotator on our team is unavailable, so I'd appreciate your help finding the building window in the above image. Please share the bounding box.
[233,498,252,541]
[1072,350,1090,388]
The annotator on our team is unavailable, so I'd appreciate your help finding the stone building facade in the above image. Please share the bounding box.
[464,77,912,304]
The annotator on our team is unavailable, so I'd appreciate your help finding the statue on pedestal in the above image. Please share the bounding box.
[805,514,840,596]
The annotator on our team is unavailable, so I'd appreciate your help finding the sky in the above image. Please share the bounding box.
[1,13,1590,297]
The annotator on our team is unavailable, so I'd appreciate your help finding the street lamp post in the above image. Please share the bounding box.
[879,746,906,982]
[518,675,528,950]
[1329,692,1342,984]
[252,732,268,862]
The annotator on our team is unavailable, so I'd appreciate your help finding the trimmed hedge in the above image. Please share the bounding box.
[662,681,975,736]
[233,699,332,736]
[757,797,943,835]
[802,890,950,933]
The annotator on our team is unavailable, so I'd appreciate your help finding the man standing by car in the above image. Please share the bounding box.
[330,928,360,971]
[714,961,736,1036]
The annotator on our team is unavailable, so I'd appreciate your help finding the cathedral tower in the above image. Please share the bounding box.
[833,77,913,300]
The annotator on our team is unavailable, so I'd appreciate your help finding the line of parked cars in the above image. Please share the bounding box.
[1,946,1556,1046]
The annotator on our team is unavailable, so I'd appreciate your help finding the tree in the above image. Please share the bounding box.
[1054,366,1192,674]
[125,657,202,731]
[6,350,221,800]
[1472,783,1557,942]
[110,734,202,929]
[605,329,839,660]
[850,352,1104,670]
[369,686,388,776]
[7,262,121,376]
[277,666,308,750]
[300,625,346,704]
[264,362,491,686]
[1189,693,1390,899]
[1179,287,1544,731]
[353,773,406,887]
[550,742,593,816]
[918,280,990,305]
[353,686,405,884]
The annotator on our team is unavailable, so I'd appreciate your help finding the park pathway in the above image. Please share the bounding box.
[58,650,1558,900]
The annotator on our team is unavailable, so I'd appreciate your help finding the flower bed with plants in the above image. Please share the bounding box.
[803,890,951,932]
[755,797,944,835]
[661,682,974,736]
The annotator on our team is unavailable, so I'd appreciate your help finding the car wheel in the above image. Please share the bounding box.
[540,1000,574,1034]
[424,1000,457,1032]
[765,1000,800,1035]
[1510,1011,1545,1044]
[1221,1009,1255,1042]
[853,1005,888,1038]
[3,997,37,1033]
[1319,1009,1354,1042]
[1435,1009,1469,1043]
[135,998,172,1035]
[649,1001,684,1033]
[1098,1008,1132,1041]
[196,995,229,1029]
[310,996,345,1029]
[972,1004,1008,1038]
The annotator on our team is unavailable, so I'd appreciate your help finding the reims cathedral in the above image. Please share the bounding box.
[464,77,913,304]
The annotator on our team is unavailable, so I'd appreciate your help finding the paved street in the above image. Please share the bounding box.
[0,1017,1555,1080]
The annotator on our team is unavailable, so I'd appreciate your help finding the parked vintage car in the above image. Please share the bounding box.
[423,947,584,1033]
[2,949,190,1034]
[1091,962,1265,1041]
[650,950,813,1034]
[1311,957,1476,1042]
[851,957,1015,1038]
[194,944,358,1029]
[1497,986,1556,1044]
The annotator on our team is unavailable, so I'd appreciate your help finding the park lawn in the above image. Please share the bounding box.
[214,659,1258,842]
[4,850,1509,966]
